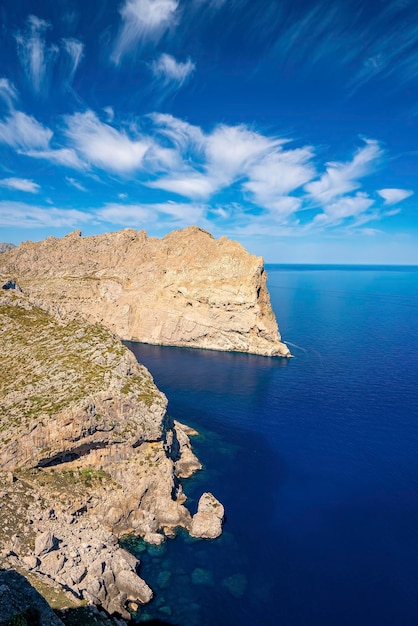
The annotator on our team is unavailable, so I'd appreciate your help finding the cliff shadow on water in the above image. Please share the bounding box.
[124,342,291,626]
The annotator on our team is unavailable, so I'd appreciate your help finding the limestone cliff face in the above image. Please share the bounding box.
[0,291,215,619]
[0,226,290,357]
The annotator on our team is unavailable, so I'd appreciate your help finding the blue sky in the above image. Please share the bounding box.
[0,0,417,263]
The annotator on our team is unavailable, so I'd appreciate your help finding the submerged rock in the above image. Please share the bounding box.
[222,573,248,599]
[191,568,215,586]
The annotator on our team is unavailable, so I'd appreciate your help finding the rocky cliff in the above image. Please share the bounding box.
[0,291,223,620]
[0,227,290,357]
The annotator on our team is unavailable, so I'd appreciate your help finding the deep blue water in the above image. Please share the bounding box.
[125,265,418,626]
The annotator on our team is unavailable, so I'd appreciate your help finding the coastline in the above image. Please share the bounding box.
[0,289,223,621]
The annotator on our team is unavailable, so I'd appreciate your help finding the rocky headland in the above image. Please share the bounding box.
[0,226,290,357]
[0,289,223,621]
[0,227,289,621]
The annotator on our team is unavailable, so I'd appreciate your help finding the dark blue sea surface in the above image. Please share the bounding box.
[125,265,418,626]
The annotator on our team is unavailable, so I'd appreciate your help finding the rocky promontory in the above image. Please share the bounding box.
[0,290,222,620]
[0,227,290,357]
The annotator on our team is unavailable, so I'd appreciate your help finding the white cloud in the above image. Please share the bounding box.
[0,79,18,110]
[64,110,151,173]
[312,192,374,227]
[149,117,315,213]
[0,111,52,150]
[377,188,414,204]
[66,177,87,191]
[151,53,195,86]
[150,112,205,152]
[147,173,217,198]
[96,203,153,225]
[0,106,85,169]
[95,200,206,227]
[15,15,58,94]
[243,146,315,211]
[305,139,383,204]
[205,124,281,182]
[62,38,84,83]
[0,201,92,228]
[359,227,382,236]
[112,0,179,65]
[24,147,85,170]
[103,106,115,122]
[0,178,40,193]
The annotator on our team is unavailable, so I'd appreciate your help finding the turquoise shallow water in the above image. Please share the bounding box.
[125,265,418,626]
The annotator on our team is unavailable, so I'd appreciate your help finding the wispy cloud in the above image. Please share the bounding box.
[0,79,18,110]
[0,99,402,236]
[0,111,52,150]
[15,15,58,95]
[243,146,315,214]
[96,200,206,228]
[148,118,295,201]
[66,177,87,191]
[377,188,414,205]
[311,192,375,228]
[24,147,85,169]
[62,38,84,83]
[64,110,152,173]
[151,53,195,87]
[112,0,179,65]
[266,0,418,94]
[305,139,383,205]
[0,201,92,228]
[0,178,40,193]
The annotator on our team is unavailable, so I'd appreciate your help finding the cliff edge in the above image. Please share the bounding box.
[0,226,290,357]
[0,291,221,620]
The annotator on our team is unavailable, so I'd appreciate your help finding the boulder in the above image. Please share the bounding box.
[114,569,153,604]
[34,531,58,557]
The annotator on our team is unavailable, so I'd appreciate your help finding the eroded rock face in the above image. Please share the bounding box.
[0,292,223,618]
[0,226,290,357]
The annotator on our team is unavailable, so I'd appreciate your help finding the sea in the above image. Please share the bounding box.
[124,265,418,626]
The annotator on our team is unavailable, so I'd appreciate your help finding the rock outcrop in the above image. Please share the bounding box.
[0,242,15,254]
[190,493,225,539]
[0,291,221,619]
[0,227,290,357]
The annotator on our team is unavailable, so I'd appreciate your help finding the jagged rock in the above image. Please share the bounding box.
[39,552,65,575]
[0,226,290,357]
[35,531,58,557]
[190,492,224,539]
[22,554,39,570]
[143,532,165,545]
[0,242,15,254]
[114,569,153,604]
[173,421,202,479]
